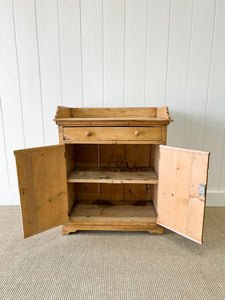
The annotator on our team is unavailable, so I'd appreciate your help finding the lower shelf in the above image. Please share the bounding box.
[62,203,164,235]
[69,203,157,223]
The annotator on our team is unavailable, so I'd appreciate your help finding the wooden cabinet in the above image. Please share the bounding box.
[14,106,209,244]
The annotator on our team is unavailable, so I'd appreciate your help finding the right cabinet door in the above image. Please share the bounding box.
[157,145,209,244]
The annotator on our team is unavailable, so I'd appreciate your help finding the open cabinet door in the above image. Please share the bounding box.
[14,145,69,238]
[157,145,209,244]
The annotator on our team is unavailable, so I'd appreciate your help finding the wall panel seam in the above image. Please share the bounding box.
[183,0,194,147]
[102,0,104,107]
[143,0,149,107]
[202,0,217,150]
[79,0,84,107]
[34,0,45,145]
[56,0,64,106]
[0,98,10,189]
[12,0,25,148]
[219,132,225,190]
[123,0,126,107]
[164,0,172,106]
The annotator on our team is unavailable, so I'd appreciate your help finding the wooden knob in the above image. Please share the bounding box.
[85,131,92,136]
[135,130,140,136]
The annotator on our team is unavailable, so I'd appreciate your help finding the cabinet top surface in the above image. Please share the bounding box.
[54,106,172,126]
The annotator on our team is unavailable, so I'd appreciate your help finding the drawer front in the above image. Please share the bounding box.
[63,127,163,143]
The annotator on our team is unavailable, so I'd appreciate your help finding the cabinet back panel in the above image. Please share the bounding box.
[68,144,154,207]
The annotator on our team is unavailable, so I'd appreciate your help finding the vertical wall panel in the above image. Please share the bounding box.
[220,138,225,191]
[0,0,24,191]
[13,0,44,148]
[0,99,9,190]
[80,0,103,107]
[36,0,62,145]
[0,0,225,204]
[203,0,225,191]
[58,0,83,107]
[103,0,124,107]
[184,0,216,149]
[145,0,170,107]
[124,0,147,107]
[166,0,193,147]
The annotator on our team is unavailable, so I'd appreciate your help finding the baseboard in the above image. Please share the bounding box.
[0,190,20,205]
[206,192,225,206]
[0,190,224,206]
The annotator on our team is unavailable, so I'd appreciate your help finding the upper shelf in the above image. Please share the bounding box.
[54,106,173,127]
[67,167,158,184]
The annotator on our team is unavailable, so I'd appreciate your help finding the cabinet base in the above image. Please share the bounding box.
[62,223,164,235]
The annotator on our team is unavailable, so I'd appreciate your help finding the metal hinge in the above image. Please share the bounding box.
[198,183,206,197]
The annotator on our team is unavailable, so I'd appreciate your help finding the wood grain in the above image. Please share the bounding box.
[69,203,156,223]
[63,126,162,143]
[14,145,69,238]
[62,223,164,235]
[63,202,163,235]
[68,167,158,184]
[157,145,209,243]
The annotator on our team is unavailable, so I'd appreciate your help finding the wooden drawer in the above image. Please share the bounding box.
[63,127,163,144]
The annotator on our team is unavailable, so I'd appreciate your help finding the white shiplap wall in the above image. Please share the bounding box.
[0,0,224,205]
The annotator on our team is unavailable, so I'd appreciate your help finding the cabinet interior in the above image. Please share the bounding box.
[65,144,159,224]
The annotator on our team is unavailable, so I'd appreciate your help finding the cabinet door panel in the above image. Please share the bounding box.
[157,145,209,244]
[15,145,68,238]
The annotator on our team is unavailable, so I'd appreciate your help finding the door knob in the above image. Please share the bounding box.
[135,130,140,136]
[85,131,92,136]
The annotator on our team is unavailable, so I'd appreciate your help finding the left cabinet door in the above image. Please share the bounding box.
[14,145,69,238]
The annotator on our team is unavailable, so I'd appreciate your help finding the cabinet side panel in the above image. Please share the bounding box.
[152,145,160,213]
[15,151,38,238]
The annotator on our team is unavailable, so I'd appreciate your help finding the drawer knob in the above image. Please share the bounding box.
[135,130,141,136]
[85,131,92,136]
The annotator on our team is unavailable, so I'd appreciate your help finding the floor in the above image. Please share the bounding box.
[0,206,225,300]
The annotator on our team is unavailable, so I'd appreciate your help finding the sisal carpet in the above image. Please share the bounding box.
[0,206,225,300]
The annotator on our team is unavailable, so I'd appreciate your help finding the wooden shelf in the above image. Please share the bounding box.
[67,167,158,184]
[69,203,157,224]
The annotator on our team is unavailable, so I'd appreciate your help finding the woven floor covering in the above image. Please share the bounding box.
[0,206,224,300]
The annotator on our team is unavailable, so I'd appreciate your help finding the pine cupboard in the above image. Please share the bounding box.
[14,107,209,244]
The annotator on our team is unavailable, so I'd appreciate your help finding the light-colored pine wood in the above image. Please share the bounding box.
[72,107,157,118]
[62,223,164,235]
[63,126,162,143]
[54,106,172,121]
[14,145,69,238]
[54,118,171,127]
[99,144,125,204]
[152,145,160,213]
[69,203,156,223]
[125,144,151,168]
[156,106,170,119]
[124,184,149,205]
[99,144,125,168]
[62,202,163,235]
[68,167,158,184]
[55,106,72,118]
[58,125,64,144]
[157,145,209,244]
[74,183,99,204]
[124,144,151,204]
